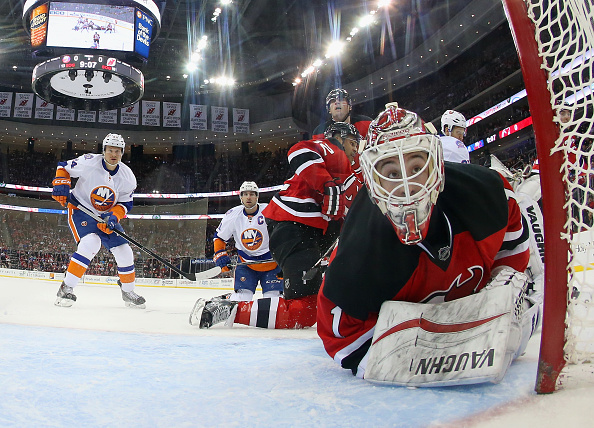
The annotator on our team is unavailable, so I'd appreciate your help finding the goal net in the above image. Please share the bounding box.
[503,0,594,393]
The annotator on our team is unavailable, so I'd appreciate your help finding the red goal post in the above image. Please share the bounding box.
[502,0,594,393]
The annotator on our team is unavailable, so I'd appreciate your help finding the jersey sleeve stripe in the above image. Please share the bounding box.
[499,215,530,251]
[494,239,530,261]
[333,326,375,366]
[294,157,325,176]
[272,196,325,218]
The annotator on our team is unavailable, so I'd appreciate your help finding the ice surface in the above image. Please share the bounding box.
[0,277,592,427]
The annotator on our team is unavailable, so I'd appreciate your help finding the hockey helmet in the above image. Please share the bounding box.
[239,181,259,208]
[326,88,351,111]
[441,110,467,136]
[102,133,125,152]
[360,103,444,245]
[324,122,361,144]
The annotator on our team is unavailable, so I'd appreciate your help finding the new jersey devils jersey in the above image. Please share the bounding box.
[59,153,136,215]
[317,162,530,376]
[263,138,352,232]
[214,203,276,270]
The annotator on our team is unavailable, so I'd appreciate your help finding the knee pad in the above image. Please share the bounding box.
[229,289,254,301]
[110,244,134,266]
[77,233,101,259]
[262,290,282,298]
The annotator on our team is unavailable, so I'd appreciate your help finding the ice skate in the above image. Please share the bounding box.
[118,280,146,309]
[189,298,237,328]
[55,282,76,307]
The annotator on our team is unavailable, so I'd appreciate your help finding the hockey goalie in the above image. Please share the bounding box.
[316,104,542,387]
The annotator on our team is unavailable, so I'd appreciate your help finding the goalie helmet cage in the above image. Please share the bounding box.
[502,0,594,393]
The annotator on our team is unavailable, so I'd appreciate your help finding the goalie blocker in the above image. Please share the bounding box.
[364,269,540,387]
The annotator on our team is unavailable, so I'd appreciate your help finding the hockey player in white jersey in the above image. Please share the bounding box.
[190,181,283,327]
[52,133,145,308]
[440,109,470,164]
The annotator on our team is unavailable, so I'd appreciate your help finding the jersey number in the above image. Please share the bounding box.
[331,306,345,338]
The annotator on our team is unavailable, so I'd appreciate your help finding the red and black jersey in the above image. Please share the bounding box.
[312,114,372,140]
[317,162,530,376]
[262,138,352,232]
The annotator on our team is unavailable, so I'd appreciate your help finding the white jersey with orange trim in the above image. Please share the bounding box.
[214,203,277,270]
[59,153,136,215]
[440,135,470,164]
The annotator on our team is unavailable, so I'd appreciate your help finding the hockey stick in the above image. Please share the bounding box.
[302,237,339,281]
[70,200,197,281]
[190,258,277,281]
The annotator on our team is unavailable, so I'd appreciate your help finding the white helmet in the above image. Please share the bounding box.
[239,181,259,194]
[441,110,467,136]
[239,181,259,208]
[102,133,125,152]
[360,103,444,245]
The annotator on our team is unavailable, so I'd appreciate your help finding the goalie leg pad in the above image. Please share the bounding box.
[364,286,515,387]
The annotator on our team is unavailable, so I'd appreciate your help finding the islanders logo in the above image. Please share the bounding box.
[90,186,116,212]
[241,228,263,251]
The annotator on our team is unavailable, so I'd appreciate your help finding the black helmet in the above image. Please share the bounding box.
[324,121,361,143]
[326,88,351,111]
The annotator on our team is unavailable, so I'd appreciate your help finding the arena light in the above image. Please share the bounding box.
[358,14,375,27]
[325,41,345,58]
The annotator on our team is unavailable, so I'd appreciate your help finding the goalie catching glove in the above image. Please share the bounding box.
[97,205,126,234]
[322,180,345,220]
[51,168,71,207]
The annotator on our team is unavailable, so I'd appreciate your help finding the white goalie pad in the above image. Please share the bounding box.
[364,286,515,387]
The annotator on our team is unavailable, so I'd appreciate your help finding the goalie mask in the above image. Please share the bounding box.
[239,181,259,209]
[360,103,444,245]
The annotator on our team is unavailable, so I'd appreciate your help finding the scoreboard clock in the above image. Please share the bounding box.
[32,54,144,111]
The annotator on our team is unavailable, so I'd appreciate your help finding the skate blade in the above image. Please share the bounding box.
[125,301,146,309]
[54,297,74,307]
[189,299,206,326]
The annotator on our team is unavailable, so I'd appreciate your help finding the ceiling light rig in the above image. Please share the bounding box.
[186,35,208,73]
[293,0,392,86]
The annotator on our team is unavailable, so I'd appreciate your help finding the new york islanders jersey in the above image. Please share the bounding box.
[262,138,352,232]
[58,153,136,216]
[214,203,276,271]
[317,162,530,377]
[440,135,470,164]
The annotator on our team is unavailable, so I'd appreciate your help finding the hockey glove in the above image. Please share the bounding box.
[51,169,71,207]
[97,205,126,234]
[322,181,345,220]
[213,250,231,272]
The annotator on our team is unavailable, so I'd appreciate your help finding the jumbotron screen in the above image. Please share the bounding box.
[46,2,135,52]
[26,0,157,59]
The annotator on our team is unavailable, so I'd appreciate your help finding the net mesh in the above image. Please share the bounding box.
[526,0,594,365]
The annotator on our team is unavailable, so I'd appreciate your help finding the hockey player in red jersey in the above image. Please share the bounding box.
[317,104,540,386]
[312,88,372,140]
[52,133,145,308]
[191,123,360,329]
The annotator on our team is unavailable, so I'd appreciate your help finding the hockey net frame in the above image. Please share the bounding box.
[502,0,594,393]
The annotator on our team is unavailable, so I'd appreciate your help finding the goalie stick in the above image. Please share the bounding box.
[70,199,197,281]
